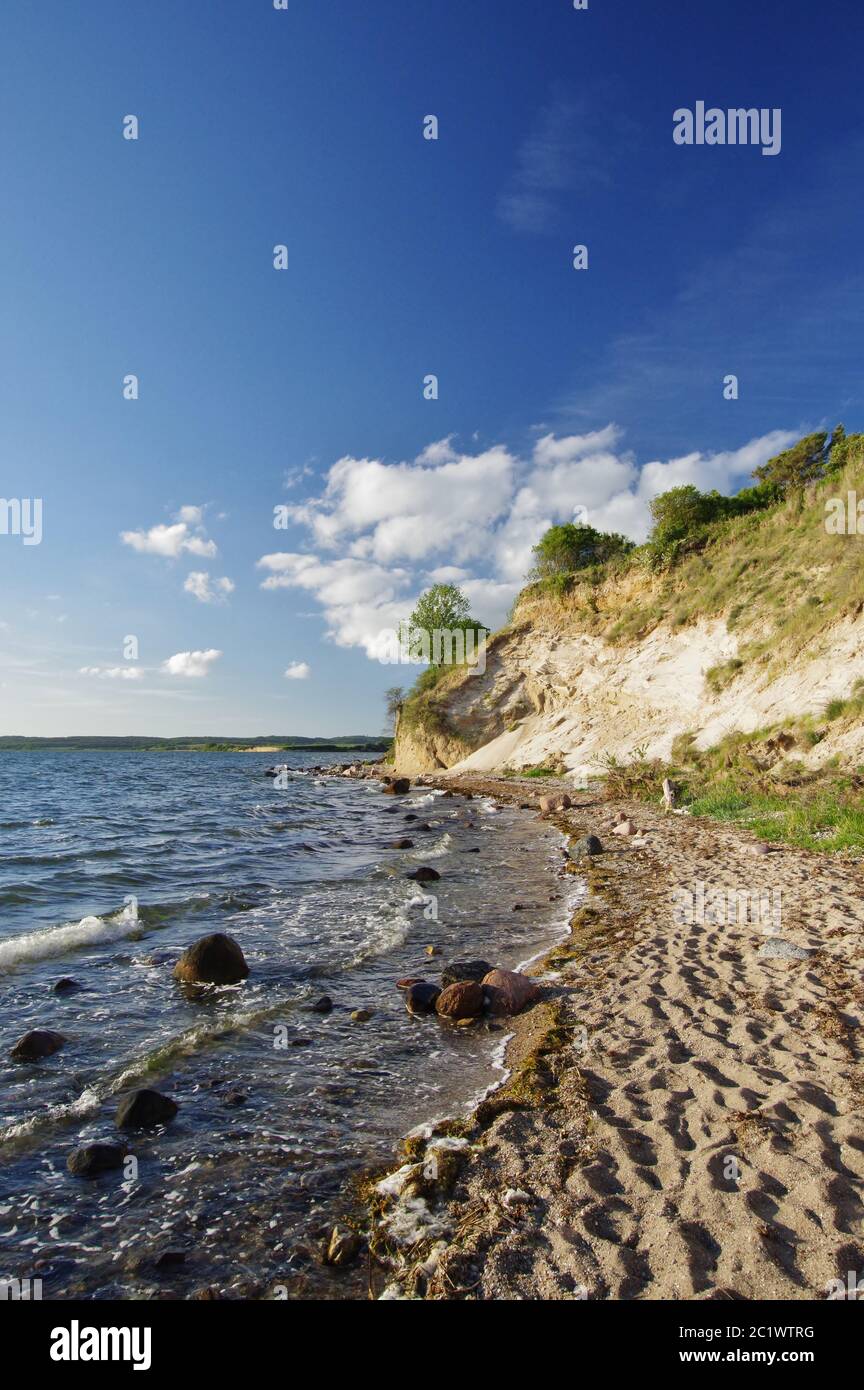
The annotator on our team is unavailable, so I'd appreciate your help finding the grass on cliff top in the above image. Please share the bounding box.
[515,454,864,668]
[602,722,864,854]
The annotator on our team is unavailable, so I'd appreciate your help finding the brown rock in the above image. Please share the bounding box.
[10,1029,66,1061]
[435,980,485,1021]
[325,1226,361,1267]
[482,969,541,1017]
[173,933,249,985]
[383,778,411,796]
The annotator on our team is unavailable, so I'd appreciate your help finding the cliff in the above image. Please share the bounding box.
[393,459,864,777]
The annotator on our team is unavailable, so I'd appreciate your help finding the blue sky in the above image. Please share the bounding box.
[1,0,862,735]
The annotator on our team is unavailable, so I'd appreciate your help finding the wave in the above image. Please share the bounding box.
[0,997,301,1149]
[0,902,142,970]
[409,832,452,861]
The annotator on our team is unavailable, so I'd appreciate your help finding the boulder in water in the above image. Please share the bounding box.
[115,1088,179,1130]
[407,866,440,883]
[53,978,81,995]
[10,1029,66,1061]
[173,933,249,985]
[435,981,485,1021]
[405,982,441,1015]
[482,969,541,1017]
[383,778,411,796]
[67,1143,127,1178]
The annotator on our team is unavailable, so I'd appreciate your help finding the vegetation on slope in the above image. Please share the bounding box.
[395,426,864,760]
[518,425,864,674]
[601,699,864,854]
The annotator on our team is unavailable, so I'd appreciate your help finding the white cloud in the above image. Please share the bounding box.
[184,572,235,604]
[257,425,795,657]
[282,446,516,565]
[284,662,311,680]
[162,649,222,678]
[121,522,217,559]
[121,505,217,559]
[79,666,144,681]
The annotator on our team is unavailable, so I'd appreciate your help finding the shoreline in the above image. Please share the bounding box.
[341,768,864,1301]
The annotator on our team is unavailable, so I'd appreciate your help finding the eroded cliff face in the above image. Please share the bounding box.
[392,599,864,777]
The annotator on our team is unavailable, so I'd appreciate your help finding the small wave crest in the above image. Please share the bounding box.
[0,901,141,971]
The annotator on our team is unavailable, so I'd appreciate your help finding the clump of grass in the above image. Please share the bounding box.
[705,657,744,693]
[601,724,864,854]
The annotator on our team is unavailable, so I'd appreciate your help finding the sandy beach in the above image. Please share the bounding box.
[364,773,864,1301]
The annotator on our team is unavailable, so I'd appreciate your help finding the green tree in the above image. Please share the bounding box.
[530,522,633,578]
[409,582,472,635]
[404,584,488,668]
[826,424,864,475]
[384,685,405,730]
[648,486,718,548]
[753,431,829,492]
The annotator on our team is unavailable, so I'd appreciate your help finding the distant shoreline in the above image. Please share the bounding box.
[0,739,390,753]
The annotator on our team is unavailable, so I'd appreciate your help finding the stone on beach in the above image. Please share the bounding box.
[571,834,604,860]
[435,980,485,1021]
[173,933,249,985]
[758,939,811,961]
[10,1029,66,1061]
[67,1143,128,1178]
[325,1226,362,1267]
[539,794,572,814]
[612,818,638,837]
[441,959,493,988]
[482,968,541,1016]
[115,1088,179,1130]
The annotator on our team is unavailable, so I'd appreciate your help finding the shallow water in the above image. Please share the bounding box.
[0,750,575,1298]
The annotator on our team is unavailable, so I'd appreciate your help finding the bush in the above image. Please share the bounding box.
[529,523,633,579]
